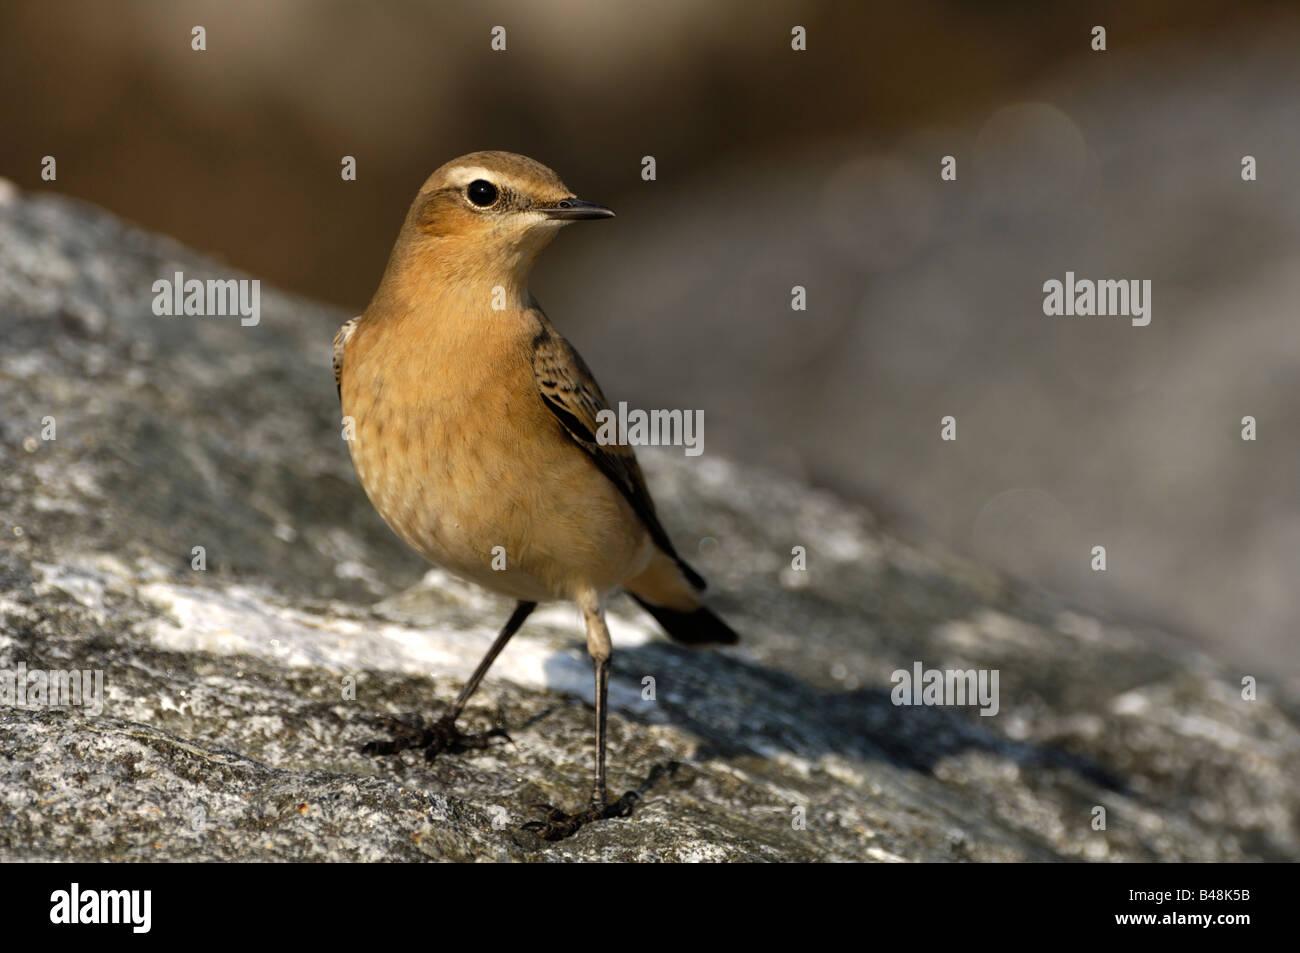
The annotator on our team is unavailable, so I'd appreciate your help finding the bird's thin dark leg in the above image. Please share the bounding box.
[525,643,637,841]
[448,600,536,720]
[363,600,535,760]
[589,655,635,820]
[592,655,609,810]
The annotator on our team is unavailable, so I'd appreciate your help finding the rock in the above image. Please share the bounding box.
[1,188,1296,861]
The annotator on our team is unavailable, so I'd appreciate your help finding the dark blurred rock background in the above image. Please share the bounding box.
[2,0,1297,677]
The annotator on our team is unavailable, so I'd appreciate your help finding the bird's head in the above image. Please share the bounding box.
[396,151,614,286]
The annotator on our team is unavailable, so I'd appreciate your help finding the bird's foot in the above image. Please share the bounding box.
[361,714,510,762]
[523,791,638,841]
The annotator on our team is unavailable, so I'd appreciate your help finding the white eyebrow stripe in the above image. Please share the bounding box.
[443,166,499,188]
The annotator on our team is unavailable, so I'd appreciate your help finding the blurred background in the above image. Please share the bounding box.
[2,0,1297,674]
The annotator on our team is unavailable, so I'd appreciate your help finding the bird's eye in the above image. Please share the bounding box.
[467,180,499,207]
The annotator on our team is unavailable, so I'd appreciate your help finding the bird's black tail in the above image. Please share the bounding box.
[629,595,740,646]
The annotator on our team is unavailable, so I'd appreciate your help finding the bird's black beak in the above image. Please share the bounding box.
[543,197,615,221]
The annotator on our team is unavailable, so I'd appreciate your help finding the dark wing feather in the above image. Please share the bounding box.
[530,320,706,591]
[332,317,359,400]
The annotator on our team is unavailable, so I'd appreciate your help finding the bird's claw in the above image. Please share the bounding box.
[361,714,511,761]
[522,791,638,841]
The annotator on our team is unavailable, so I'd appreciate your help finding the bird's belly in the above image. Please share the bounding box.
[345,391,652,602]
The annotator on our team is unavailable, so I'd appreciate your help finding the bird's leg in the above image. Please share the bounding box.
[525,597,637,841]
[592,653,610,810]
[363,600,535,761]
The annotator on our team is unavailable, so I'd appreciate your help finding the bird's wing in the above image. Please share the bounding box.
[333,316,360,399]
[530,320,706,591]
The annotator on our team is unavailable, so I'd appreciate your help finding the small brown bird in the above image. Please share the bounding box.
[334,151,737,839]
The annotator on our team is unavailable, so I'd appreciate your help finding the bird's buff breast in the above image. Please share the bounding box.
[341,329,651,602]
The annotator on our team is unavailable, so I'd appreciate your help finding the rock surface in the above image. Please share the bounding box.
[1,186,1296,861]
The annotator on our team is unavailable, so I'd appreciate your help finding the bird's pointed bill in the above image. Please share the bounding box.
[543,198,615,221]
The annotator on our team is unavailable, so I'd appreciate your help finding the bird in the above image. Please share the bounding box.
[333,150,738,840]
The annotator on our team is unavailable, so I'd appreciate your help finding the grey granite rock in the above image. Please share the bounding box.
[1,184,1296,861]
